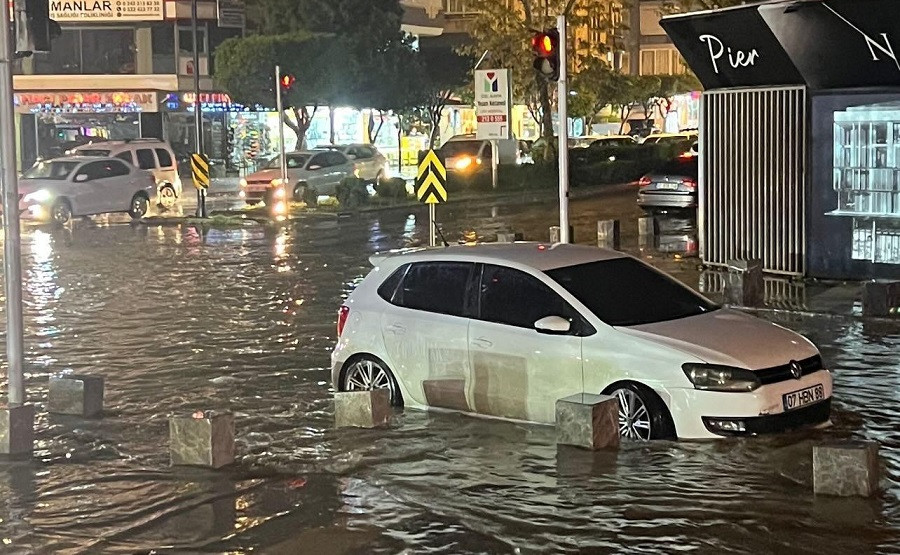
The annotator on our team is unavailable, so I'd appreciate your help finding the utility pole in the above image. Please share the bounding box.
[275,65,288,190]
[557,14,569,243]
[192,0,207,217]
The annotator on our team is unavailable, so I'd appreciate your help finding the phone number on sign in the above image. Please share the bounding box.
[477,115,507,123]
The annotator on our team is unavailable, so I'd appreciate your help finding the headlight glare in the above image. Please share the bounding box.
[682,363,761,392]
[23,189,52,203]
[239,178,248,188]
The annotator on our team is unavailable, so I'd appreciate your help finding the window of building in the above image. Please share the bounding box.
[178,26,208,55]
[640,48,684,75]
[33,28,136,75]
[152,24,176,74]
[443,0,479,15]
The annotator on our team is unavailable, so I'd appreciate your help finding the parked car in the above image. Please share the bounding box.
[637,155,699,209]
[239,150,357,204]
[437,134,521,174]
[70,138,182,207]
[331,243,832,440]
[641,132,698,145]
[588,135,639,148]
[314,143,390,183]
[18,156,155,225]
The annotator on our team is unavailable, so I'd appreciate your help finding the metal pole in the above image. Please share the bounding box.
[557,14,569,244]
[0,3,25,404]
[429,203,436,247]
[191,0,206,217]
[275,65,287,189]
[491,139,498,190]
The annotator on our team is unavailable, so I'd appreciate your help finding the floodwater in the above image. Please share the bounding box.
[0,188,897,554]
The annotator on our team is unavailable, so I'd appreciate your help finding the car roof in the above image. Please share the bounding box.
[73,139,168,147]
[44,155,113,162]
[372,242,627,272]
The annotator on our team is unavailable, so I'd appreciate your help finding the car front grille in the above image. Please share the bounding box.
[754,355,824,385]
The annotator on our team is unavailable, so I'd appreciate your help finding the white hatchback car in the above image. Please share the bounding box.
[332,243,833,440]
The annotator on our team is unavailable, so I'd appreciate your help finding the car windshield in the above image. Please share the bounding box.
[545,258,719,326]
[439,141,481,157]
[265,153,309,170]
[22,160,80,180]
[76,149,110,156]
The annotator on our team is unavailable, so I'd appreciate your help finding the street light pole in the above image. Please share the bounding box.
[1,0,26,406]
[275,65,287,188]
[191,0,206,217]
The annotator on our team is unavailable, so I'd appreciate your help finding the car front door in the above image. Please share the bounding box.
[324,151,352,191]
[72,160,118,214]
[467,263,587,423]
[380,261,476,411]
[304,153,333,194]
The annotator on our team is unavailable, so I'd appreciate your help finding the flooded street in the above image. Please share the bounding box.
[0,188,898,554]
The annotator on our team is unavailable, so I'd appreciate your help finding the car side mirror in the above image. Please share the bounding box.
[308,164,322,171]
[534,315,571,334]
[75,174,88,182]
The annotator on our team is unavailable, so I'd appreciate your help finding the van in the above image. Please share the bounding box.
[71,139,182,206]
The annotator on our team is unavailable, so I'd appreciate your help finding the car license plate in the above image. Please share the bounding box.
[658,183,679,190]
[782,384,825,411]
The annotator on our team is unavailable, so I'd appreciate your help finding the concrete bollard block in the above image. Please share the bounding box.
[48,374,104,418]
[0,404,34,456]
[597,219,620,250]
[169,411,235,469]
[550,225,575,244]
[638,216,657,248]
[725,258,764,307]
[496,232,524,243]
[555,393,620,450]
[335,390,391,428]
[862,281,900,317]
[813,441,880,497]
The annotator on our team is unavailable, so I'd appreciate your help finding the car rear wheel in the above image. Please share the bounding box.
[606,382,675,441]
[129,194,149,220]
[51,199,72,226]
[342,356,402,407]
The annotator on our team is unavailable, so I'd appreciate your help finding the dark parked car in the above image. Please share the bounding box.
[637,155,698,209]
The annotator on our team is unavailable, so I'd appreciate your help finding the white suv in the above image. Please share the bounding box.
[331,243,833,440]
[71,139,182,206]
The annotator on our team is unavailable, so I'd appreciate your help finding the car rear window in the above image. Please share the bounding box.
[545,258,718,326]
[155,148,173,167]
[439,141,481,157]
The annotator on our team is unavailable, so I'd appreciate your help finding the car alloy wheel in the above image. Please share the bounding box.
[613,387,652,440]
[51,200,72,225]
[343,358,399,405]
[158,185,176,208]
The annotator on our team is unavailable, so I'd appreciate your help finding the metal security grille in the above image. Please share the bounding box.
[700,87,807,275]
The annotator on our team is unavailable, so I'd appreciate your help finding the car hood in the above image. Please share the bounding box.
[616,308,818,369]
[17,179,65,196]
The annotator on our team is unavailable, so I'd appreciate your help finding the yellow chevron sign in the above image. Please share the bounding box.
[416,149,447,204]
[191,153,210,190]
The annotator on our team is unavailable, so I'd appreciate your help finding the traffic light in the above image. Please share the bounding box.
[280,74,296,90]
[13,0,61,56]
[531,29,560,81]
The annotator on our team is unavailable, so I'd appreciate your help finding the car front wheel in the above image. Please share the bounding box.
[51,199,72,225]
[606,382,675,441]
[341,356,402,406]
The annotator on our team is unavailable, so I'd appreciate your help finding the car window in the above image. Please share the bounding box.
[155,148,173,167]
[114,151,134,164]
[439,141,481,157]
[479,264,574,329]
[393,262,474,317]
[356,146,375,159]
[545,258,719,327]
[78,161,115,181]
[308,153,330,169]
[135,149,157,170]
[106,160,131,178]
[22,160,80,180]
[325,151,347,166]
[377,264,409,302]
[481,143,492,160]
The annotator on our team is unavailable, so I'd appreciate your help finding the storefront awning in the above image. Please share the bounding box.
[661,0,900,90]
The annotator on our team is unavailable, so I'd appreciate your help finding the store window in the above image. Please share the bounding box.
[178,26,208,55]
[33,28,136,74]
[152,24,176,74]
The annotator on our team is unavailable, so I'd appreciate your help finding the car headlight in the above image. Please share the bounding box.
[239,178,248,188]
[23,189,52,203]
[274,186,286,199]
[682,363,761,392]
[454,157,472,170]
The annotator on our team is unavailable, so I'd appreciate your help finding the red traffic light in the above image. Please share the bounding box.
[531,28,560,81]
[531,32,554,57]
[280,74,296,89]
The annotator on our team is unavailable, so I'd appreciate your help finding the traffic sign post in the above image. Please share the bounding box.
[416,150,448,247]
[474,69,512,191]
[191,153,211,192]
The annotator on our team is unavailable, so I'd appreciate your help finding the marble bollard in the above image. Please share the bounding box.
[496,232,524,243]
[335,390,391,428]
[0,404,34,456]
[48,374,104,418]
[169,411,235,469]
[862,281,900,317]
[597,219,620,250]
[725,258,764,307]
[556,393,620,450]
[549,225,575,244]
[813,441,880,497]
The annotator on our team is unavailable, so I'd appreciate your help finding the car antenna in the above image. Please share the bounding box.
[433,220,450,247]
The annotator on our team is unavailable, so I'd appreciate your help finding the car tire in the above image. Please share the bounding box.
[51,199,73,226]
[129,193,149,220]
[374,170,384,185]
[158,184,177,208]
[605,382,676,441]
[293,182,306,202]
[341,355,403,407]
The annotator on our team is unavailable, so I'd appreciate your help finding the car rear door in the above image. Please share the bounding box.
[467,263,586,423]
[379,261,476,411]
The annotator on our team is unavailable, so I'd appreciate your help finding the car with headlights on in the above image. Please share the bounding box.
[17,156,156,225]
[239,150,357,204]
[331,243,832,440]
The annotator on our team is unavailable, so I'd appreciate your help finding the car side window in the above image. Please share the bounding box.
[393,262,474,317]
[325,151,347,166]
[135,149,157,170]
[478,264,575,330]
[356,146,374,159]
[106,160,131,178]
[309,153,330,169]
[115,151,134,165]
[78,161,113,181]
[377,264,409,302]
[155,148,173,167]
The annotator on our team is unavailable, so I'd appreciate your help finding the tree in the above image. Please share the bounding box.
[660,0,748,12]
[632,74,662,128]
[652,73,701,120]
[569,61,620,131]
[461,0,620,150]
[215,33,351,149]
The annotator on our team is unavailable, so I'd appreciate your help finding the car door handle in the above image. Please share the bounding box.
[471,337,493,349]
[386,324,406,336]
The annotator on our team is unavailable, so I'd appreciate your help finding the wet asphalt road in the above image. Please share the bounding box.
[0,186,897,554]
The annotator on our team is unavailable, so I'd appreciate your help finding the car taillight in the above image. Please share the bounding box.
[682,178,697,190]
[638,176,651,187]
[337,305,350,337]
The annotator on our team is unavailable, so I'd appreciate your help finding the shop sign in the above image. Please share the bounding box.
[217,0,245,29]
[50,0,164,22]
[474,69,512,141]
[163,92,270,113]
[14,91,158,114]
